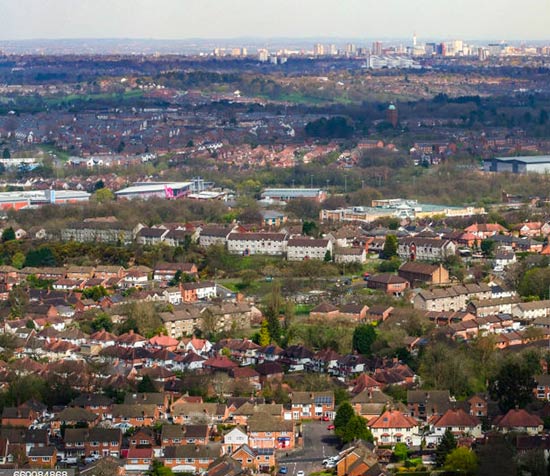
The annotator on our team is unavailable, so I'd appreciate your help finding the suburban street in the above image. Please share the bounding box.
[277,421,341,475]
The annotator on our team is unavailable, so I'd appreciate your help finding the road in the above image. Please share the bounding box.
[277,421,340,476]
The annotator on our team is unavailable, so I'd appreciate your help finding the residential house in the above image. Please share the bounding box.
[286,238,332,261]
[334,247,367,264]
[28,447,57,469]
[535,375,550,401]
[153,263,198,282]
[464,223,508,240]
[494,409,544,435]
[368,409,421,446]
[162,443,222,474]
[227,232,287,256]
[290,391,335,420]
[414,283,492,312]
[199,226,234,247]
[247,413,295,450]
[398,262,450,286]
[111,404,158,427]
[407,390,452,421]
[426,409,482,445]
[398,237,456,261]
[336,441,382,476]
[64,428,122,459]
[367,273,409,296]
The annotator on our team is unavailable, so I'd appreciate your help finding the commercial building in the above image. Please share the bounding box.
[261,188,326,203]
[0,189,90,211]
[115,182,193,200]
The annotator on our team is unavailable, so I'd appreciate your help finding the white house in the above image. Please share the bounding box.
[368,410,421,447]
[334,247,367,264]
[227,232,287,256]
[425,409,483,446]
[398,237,456,261]
[286,238,332,261]
[223,427,249,454]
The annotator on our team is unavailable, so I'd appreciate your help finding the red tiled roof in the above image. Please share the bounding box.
[494,409,543,428]
[368,410,418,429]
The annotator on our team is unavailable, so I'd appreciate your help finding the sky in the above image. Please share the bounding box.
[0,0,549,41]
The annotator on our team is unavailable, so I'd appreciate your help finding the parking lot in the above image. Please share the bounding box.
[277,421,340,475]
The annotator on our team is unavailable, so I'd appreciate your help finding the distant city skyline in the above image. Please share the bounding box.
[1,0,549,42]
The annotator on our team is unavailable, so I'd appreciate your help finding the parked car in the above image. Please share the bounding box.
[327,424,335,430]
[278,467,288,474]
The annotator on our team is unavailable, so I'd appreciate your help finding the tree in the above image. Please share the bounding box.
[435,429,457,467]
[481,239,496,257]
[24,247,56,267]
[324,250,332,262]
[444,447,478,475]
[2,148,10,159]
[489,360,536,412]
[334,402,355,433]
[137,375,158,393]
[352,324,377,355]
[93,188,115,203]
[11,252,25,270]
[258,320,271,346]
[338,415,374,444]
[148,460,174,476]
[264,282,282,344]
[302,221,318,237]
[382,234,398,259]
[8,286,29,317]
[2,227,15,242]
[91,313,114,332]
[393,442,409,461]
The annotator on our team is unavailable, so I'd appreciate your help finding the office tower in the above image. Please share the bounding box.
[372,41,382,55]
[313,43,325,56]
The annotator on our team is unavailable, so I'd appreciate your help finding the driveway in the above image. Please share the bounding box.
[277,421,340,476]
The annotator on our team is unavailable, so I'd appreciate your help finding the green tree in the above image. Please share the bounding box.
[445,447,478,476]
[334,401,355,433]
[393,442,409,461]
[264,282,282,344]
[24,247,57,267]
[324,250,332,262]
[519,267,550,300]
[338,415,374,444]
[258,320,271,346]
[82,286,108,301]
[2,148,10,159]
[137,375,158,393]
[435,429,457,467]
[2,227,15,242]
[302,221,318,237]
[352,324,377,355]
[382,234,398,259]
[481,239,496,257]
[147,460,174,476]
[11,251,25,270]
[93,188,115,203]
[91,313,114,332]
[8,286,29,318]
[489,360,536,412]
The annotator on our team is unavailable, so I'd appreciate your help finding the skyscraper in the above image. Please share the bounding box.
[372,41,382,55]
[313,43,325,56]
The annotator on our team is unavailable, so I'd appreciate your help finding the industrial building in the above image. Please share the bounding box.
[483,156,550,174]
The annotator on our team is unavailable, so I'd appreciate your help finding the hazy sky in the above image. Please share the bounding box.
[0,0,548,41]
